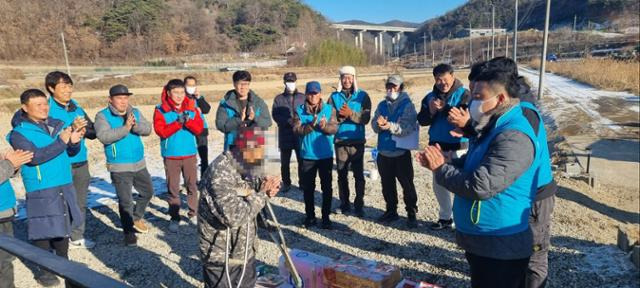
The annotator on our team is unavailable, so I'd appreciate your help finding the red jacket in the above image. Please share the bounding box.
[153,87,204,159]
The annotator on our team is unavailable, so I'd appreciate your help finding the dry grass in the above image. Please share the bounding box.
[529,58,640,95]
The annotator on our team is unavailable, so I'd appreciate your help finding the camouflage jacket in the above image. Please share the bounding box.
[198,151,268,265]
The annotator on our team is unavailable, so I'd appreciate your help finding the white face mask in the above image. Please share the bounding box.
[469,96,498,123]
[386,91,399,100]
[185,86,196,95]
[285,82,296,93]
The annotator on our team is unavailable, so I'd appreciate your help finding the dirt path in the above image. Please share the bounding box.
[0,70,433,105]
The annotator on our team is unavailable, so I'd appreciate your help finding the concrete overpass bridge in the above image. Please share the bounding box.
[331,23,418,56]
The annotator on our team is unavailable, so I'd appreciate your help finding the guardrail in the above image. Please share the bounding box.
[0,234,130,288]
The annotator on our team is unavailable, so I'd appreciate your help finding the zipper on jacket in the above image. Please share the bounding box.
[36,166,42,182]
[112,145,117,159]
[471,200,482,225]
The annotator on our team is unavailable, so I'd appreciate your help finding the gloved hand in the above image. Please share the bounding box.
[176,112,188,125]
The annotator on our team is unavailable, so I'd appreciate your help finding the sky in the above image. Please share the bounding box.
[302,0,469,24]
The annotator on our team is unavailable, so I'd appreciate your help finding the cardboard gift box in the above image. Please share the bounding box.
[279,248,333,288]
[323,255,402,288]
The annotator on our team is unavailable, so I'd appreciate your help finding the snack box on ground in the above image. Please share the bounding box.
[278,249,403,288]
[323,254,402,288]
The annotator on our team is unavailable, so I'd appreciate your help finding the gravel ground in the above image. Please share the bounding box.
[4,78,639,287]
[9,162,639,288]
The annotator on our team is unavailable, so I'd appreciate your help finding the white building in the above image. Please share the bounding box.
[458,28,508,38]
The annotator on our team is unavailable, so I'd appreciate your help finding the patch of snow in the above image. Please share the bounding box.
[575,245,637,280]
[519,67,639,132]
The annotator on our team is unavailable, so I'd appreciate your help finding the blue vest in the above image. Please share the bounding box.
[426,86,469,144]
[0,180,16,212]
[296,103,334,160]
[453,104,541,236]
[376,98,410,152]
[330,90,366,141]
[10,122,73,193]
[156,105,198,158]
[520,101,554,188]
[99,108,145,164]
[47,97,88,164]
[220,100,263,151]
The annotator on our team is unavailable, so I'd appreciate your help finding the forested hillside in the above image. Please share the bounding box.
[0,0,330,62]
[405,0,639,48]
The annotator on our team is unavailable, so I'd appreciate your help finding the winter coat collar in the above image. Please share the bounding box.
[432,78,464,100]
[222,89,258,112]
[160,87,195,113]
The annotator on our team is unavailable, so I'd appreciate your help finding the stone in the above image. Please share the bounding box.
[617,225,640,252]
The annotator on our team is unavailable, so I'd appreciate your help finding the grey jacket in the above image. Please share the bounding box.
[215,90,272,134]
[94,104,152,172]
[371,92,418,157]
[0,159,14,184]
[435,101,536,260]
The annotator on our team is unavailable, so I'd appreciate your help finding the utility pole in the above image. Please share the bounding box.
[491,3,496,59]
[422,32,427,67]
[487,40,490,60]
[513,0,518,62]
[573,14,577,31]
[506,34,509,58]
[469,22,473,64]
[430,32,435,66]
[60,32,71,77]
[463,46,467,66]
[538,0,552,101]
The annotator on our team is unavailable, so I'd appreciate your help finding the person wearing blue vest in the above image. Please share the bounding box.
[272,72,306,193]
[153,79,204,233]
[327,66,371,218]
[0,147,33,288]
[215,70,272,152]
[292,81,338,229]
[417,69,541,288]
[44,71,97,249]
[8,89,84,287]
[372,75,419,229]
[417,64,471,231]
[449,57,558,288]
[94,85,155,247]
[184,76,212,178]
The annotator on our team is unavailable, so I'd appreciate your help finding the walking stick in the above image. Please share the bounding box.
[262,201,303,288]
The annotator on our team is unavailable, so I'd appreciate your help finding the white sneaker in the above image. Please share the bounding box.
[188,216,198,226]
[69,238,96,249]
[169,220,180,233]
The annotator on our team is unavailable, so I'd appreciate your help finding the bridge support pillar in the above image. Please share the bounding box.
[378,32,384,56]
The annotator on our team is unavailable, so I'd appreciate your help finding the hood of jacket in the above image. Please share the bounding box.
[160,87,196,113]
[517,76,537,105]
[10,109,64,132]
